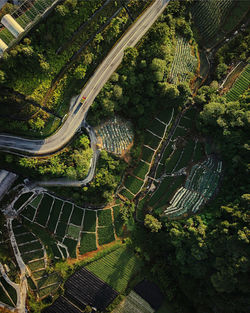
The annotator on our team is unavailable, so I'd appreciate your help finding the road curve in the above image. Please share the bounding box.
[0,0,170,156]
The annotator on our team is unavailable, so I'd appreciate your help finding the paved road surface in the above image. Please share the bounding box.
[0,0,169,156]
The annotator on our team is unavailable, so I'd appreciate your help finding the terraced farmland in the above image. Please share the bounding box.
[12,221,61,299]
[86,245,142,292]
[169,36,198,84]
[17,192,121,259]
[192,0,234,46]
[163,157,222,217]
[118,108,174,200]
[226,64,250,101]
[96,116,134,155]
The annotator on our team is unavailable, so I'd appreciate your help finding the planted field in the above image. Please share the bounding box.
[18,241,42,254]
[13,192,33,211]
[47,199,63,233]
[22,249,44,263]
[63,238,78,259]
[29,194,43,209]
[148,177,175,207]
[113,205,124,237]
[0,277,17,306]
[192,0,234,46]
[35,194,54,227]
[124,175,144,194]
[133,161,150,180]
[98,209,112,226]
[0,282,14,307]
[21,205,36,221]
[119,188,134,200]
[60,202,73,223]
[28,259,45,272]
[171,126,187,140]
[169,36,197,84]
[64,268,119,311]
[55,221,67,238]
[141,146,155,163]
[175,140,195,171]
[193,141,205,163]
[15,233,36,245]
[165,148,183,173]
[156,107,174,124]
[226,65,250,101]
[70,206,84,226]
[98,226,115,246]
[96,117,134,155]
[145,131,161,150]
[179,116,193,129]
[82,210,96,232]
[86,246,141,293]
[67,224,81,240]
[156,175,186,209]
[79,232,97,254]
[148,119,166,137]
[43,296,83,313]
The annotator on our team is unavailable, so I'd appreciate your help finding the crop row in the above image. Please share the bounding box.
[226,65,250,101]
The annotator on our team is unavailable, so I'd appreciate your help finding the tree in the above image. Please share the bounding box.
[215,63,228,80]
[0,70,6,83]
[113,85,123,99]
[144,214,162,232]
[123,47,138,66]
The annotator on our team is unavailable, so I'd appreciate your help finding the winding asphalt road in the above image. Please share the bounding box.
[0,0,169,156]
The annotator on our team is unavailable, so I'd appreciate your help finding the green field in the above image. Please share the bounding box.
[29,194,43,208]
[193,141,205,163]
[86,246,142,292]
[82,210,96,232]
[145,131,161,150]
[165,148,183,173]
[47,199,63,233]
[97,209,113,226]
[141,146,155,163]
[226,65,250,101]
[98,226,115,246]
[175,140,195,171]
[21,205,36,221]
[113,205,124,237]
[79,232,97,254]
[60,202,73,223]
[35,193,54,227]
[67,224,81,240]
[124,175,144,194]
[63,238,77,258]
[148,119,166,137]
[70,206,84,226]
[133,161,150,180]
[119,188,134,200]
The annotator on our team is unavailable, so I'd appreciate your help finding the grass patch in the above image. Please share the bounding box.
[79,232,97,254]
